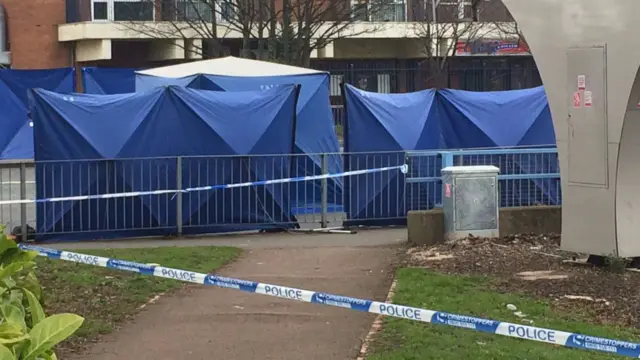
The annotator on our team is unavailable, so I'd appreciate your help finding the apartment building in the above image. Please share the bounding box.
[0,0,538,91]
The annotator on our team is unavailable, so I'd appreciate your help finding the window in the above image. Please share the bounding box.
[457,0,465,20]
[352,0,406,21]
[175,0,236,22]
[351,0,369,20]
[114,1,154,21]
[90,0,155,21]
[219,0,235,22]
[370,0,406,21]
[93,2,108,20]
[176,0,215,22]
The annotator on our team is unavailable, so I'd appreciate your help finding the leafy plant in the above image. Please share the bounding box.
[0,226,84,359]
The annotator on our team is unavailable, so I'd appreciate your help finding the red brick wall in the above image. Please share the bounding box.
[1,0,70,69]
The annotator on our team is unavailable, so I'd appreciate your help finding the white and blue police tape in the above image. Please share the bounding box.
[0,164,408,206]
[19,244,640,358]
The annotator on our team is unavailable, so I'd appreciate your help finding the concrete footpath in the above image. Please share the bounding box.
[67,229,404,360]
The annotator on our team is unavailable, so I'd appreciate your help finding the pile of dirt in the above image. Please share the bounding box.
[407,233,640,328]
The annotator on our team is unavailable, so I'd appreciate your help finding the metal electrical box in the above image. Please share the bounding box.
[566,46,608,187]
[441,166,500,242]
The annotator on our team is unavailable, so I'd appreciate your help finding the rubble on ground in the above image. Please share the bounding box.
[406,233,640,328]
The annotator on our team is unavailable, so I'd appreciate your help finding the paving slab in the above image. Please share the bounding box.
[68,238,401,360]
[46,228,406,250]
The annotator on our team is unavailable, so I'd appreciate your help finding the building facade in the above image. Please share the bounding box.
[0,0,539,92]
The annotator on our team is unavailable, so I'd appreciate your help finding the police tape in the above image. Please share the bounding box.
[19,244,640,358]
[0,164,408,205]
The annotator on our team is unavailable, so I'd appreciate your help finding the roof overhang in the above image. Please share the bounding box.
[59,21,518,42]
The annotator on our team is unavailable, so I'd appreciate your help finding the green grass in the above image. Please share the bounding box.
[35,246,241,352]
[369,268,640,360]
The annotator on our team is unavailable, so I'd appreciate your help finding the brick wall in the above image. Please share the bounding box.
[1,0,70,69]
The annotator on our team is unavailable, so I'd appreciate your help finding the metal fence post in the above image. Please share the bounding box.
[320,153,328,228]
[19,162,27,243]
[176,156,183,236]
[441,152,454,168]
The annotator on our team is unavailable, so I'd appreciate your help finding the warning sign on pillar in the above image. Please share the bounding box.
[584,91,593,108]
[445,183,451,198]
[577,75,586,90]
[573,92,582,108]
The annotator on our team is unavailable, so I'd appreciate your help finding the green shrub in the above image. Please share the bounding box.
[0,227,84,359]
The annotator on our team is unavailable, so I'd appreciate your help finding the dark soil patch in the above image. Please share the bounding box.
[406,234,640,328]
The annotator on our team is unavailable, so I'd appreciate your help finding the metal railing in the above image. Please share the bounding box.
[0,161,34,239]
[0,148,560,241]
[318,59,542,95]
[332,105,345,132]
[406,147,561,210]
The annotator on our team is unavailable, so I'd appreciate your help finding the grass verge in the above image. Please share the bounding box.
[369,268,640,360]
[35,246,241,355]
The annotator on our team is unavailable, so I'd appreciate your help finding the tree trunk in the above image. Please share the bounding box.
[268,0,277,60]
[241,30,251,58]
[282,0,292,64]
[257,0,265,59]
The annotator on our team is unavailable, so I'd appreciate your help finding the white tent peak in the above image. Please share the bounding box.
[136,56,327,78]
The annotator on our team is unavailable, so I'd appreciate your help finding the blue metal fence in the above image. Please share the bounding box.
[0,147,561,240]
[406,147,561,210]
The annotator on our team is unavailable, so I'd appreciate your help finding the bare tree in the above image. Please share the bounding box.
[471,0,528,49]
[492,21,528,49]
[279,0,358,66]
[120,0,277,59]
[412,0,524,88]
[122,0,393,67]
[411,0,483,88]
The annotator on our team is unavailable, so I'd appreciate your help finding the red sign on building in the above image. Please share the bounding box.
[455,40,531,56]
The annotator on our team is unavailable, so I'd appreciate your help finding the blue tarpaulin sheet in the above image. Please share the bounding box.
[0,68,75,159]
[29,85,300,241]
[136,72,342,211]
[343,84,441,226]
[82,67,138,94]
[437,86,559,206]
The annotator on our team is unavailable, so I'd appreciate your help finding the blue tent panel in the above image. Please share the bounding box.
[437,86,559,207]
[135,73,223,92]
[343,84,440,226]
[0,68,75,159]
[82,67,139,94]
[136,72,342,211]
[30,85,300,241]
[437,86,554,148]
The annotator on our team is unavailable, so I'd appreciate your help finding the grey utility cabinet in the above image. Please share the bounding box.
[441,166,500,242]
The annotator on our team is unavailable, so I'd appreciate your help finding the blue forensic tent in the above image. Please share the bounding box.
[135,57,342,212]
[30,85,300,241]
[135,73,221,91]
[437,86,559,206]
[0,68,75,159]
[343,84,441,226]
[82,67,138,94]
